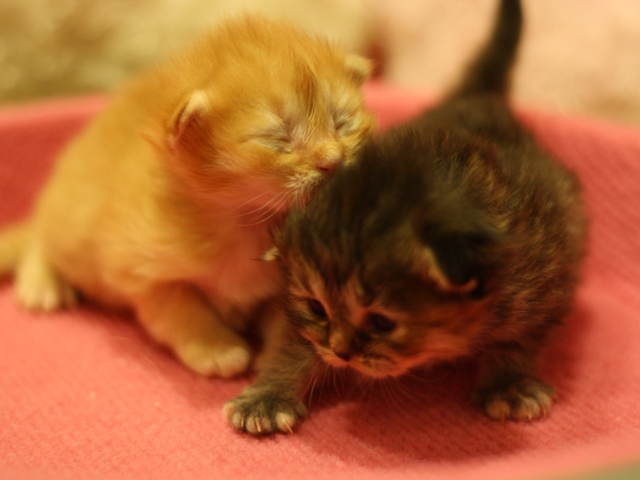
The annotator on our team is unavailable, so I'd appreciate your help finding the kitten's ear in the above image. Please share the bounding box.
[417,224,504,298]
[344,54,373,84]
[260,246,280,262]
[169,90,211,150]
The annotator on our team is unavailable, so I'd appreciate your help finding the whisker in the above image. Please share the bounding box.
[288,356,312,383]
[350,373,373,400]
[238,201,288,227]
[331,366,339,396]
[307,362,328,411]
[232,189,287,219]
[234,191,291,227]
[286,175,318,208]
[380,378,410,415]
[387,376,431,414]
[231,186,282,212]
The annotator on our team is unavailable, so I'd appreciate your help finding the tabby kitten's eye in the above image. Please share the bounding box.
[306,299,328,319]
[368,313,396,334]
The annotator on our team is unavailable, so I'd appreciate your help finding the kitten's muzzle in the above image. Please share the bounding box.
[329,336,356,362]
[332,347,354,362]
[313,142,342,173]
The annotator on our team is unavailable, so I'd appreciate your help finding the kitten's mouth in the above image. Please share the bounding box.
[319,351,351,369]
[319,349,402,379]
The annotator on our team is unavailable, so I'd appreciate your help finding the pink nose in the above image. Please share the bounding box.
[318,163,337,174]
[316,143,342,174]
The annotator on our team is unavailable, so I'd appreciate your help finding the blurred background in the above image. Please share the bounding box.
[1,0,639,126]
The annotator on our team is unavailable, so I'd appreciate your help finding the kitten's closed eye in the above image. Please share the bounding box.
[333,112,351,133]
[249,125,292,152]
[333,110,359,136]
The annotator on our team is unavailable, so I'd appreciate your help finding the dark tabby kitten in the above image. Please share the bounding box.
[225,0,587,434]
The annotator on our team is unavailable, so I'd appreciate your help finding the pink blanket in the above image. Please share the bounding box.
[2,83,640,480]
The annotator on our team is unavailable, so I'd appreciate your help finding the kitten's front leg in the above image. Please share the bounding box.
[224,331,318,435]
[134,282,251,377]
[472,343,556,421]
[15,240,78,312]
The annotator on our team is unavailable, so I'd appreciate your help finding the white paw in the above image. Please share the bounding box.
[15,257,77,312]
[473,374,557,422]
[176,341,251,377]
[224,390,307,435]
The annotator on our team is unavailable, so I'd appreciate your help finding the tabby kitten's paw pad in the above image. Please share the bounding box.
[472,374,557,422]
[16,262,78,312]
[176,342,251,378]
[224,391,308,435]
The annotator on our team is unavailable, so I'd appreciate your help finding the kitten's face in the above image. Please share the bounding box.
[281,250,488,379]
[275,134,506,378]
[159,17,375,217]
[206,71,374,211]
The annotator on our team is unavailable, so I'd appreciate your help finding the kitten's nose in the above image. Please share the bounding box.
[317,163,338,174]
[333,348,353,361]
[330,330,355,361]
[316,143,342,174]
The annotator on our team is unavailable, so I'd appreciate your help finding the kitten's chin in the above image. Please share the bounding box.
[288,171,330,206]
[351,362,409,379]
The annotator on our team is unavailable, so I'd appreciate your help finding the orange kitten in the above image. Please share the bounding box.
[0,16,375,377]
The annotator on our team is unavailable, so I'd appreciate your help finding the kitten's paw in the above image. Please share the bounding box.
[176,341,251,378]
[15,256,77,312]
[224,389,308,435]
[472,373,557,422]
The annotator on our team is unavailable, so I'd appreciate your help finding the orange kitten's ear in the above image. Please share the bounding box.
[169,90,211,150]
[345,54,373,84]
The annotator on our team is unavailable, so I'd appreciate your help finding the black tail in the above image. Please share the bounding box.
[450,0,523,99]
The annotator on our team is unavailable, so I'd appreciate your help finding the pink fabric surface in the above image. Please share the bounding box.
[2,83,640,480]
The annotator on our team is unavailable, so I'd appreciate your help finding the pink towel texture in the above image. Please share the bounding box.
[1,82,639,480]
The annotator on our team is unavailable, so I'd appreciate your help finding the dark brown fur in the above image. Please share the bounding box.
[224,0,587,434]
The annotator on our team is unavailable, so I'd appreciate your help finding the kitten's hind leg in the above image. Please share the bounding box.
[472,347,556,422]
[15,243,78,312]
[134,283,251,377]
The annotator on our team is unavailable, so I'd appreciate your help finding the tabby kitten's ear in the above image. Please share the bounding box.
[417,220,504,298]
[344,54,373,84]
[260,246,280,262]
[169,90,211,151]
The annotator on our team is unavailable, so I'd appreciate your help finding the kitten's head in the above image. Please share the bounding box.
[271,130,510,378]
[152,16,375,217]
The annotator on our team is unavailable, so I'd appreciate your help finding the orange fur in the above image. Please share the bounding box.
[0,16,375,377]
